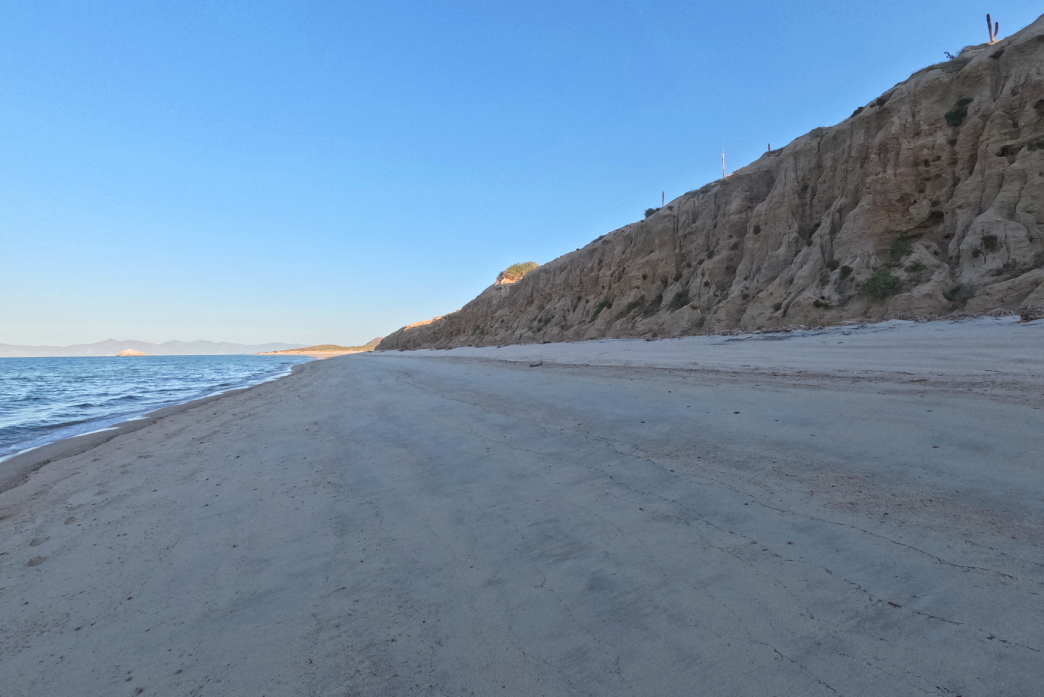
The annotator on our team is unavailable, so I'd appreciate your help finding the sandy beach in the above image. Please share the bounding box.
[1,317,1042,696]
[256,351,370,360]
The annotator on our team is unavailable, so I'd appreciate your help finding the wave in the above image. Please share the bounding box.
[0,355,309,460]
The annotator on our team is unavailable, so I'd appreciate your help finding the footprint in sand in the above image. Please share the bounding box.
[29,537,48,547]
[28,556,47,567]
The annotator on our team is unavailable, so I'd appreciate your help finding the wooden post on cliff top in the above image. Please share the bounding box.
[722,148,726,179]
[662,191,664,207]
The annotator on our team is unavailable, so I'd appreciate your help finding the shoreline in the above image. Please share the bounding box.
[0,359,314,496]
[5,315,1040,498]
[1,339,1041,694]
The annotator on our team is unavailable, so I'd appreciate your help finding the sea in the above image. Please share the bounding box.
[0,354,311,462]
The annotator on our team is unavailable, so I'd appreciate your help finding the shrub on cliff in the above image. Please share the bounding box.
[616,297,644,319]
[668,288,690,311]
[642,293,664,317]
[592,298,613,320]
[859,268,903,299]
[890,236,914,261]
[943,284,975,306]
[497,261,539,284]
[945,97,973,127]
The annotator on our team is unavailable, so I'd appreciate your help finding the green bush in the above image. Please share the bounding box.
[772,302,783,312]
[616,298,643,319]
[642,293,663,317]
[981,234,999,252]
[945,97,973,127]
[906,260,926,272]
[839,265,853,280]
[827,259,840,270]
[943,285,975,306]
[592,298,613,320]
[668,288,690,311]
[860,268,903,299]
[499,261,539,283]
[890,236,914,260]
[644,208,659,219]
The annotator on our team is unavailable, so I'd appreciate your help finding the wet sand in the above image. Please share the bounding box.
[1,319,1042,696]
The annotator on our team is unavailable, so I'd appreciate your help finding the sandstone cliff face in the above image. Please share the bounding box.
[380,18,1044,351]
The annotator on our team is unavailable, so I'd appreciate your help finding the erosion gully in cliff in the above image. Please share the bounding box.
[380,16,1044,351]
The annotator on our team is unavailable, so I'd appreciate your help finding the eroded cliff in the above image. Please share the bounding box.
[380,17,1044,351]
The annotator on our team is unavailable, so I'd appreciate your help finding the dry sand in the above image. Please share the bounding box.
[258,351,365,359]
[1,317,1042,696]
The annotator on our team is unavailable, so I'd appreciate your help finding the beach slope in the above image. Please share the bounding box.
[1,319,1043,696]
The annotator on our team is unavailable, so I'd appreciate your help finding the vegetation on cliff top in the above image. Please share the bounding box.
[497,261,539,284]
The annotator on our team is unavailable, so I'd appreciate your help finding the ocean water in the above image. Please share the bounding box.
[0,355,310,462]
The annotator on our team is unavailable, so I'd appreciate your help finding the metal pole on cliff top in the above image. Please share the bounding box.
[662,191,664,207]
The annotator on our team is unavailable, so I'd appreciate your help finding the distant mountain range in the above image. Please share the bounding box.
[0,340,308,357]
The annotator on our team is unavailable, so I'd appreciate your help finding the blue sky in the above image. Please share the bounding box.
[1,1,1039,346]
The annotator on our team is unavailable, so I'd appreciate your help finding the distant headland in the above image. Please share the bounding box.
[256,338,383,359]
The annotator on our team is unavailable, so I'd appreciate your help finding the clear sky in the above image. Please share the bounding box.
[1,1,1039,346]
